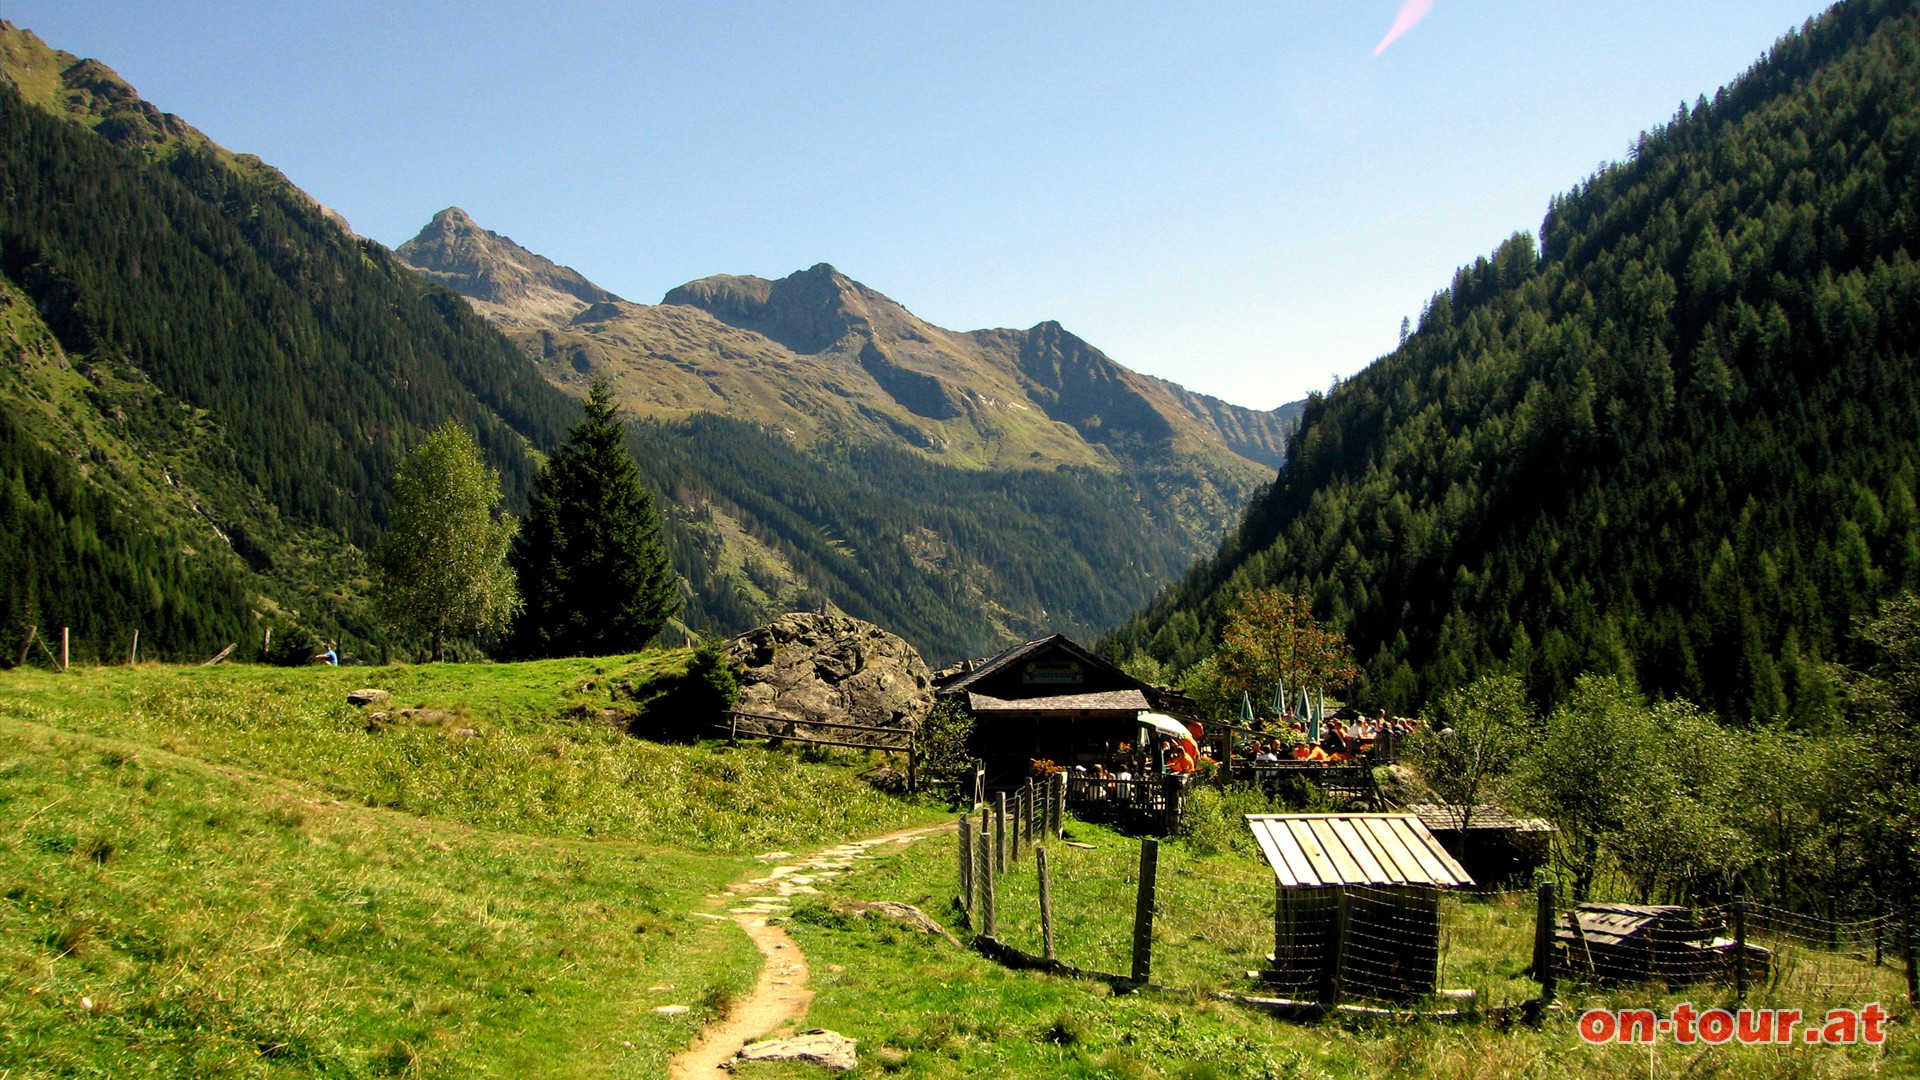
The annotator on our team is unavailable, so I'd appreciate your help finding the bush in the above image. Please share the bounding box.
[629,637,739,741]
[914,698,976,805]
[263,623,321,667]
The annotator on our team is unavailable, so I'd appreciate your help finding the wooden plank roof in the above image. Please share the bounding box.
[1405,803,1556,833]
[1555,904,1694,947]
[1245,814,1474,888]
[966,689,1149,714]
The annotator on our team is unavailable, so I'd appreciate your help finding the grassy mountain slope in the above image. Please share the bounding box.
[0,22,579,660]
[398,210,1301,660]
[399,209,1296,479]
[1109,0,1920,723]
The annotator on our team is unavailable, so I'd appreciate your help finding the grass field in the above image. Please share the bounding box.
[0,657,941,1076]
[753,811,1916,1079]
[2,658,1913,1077]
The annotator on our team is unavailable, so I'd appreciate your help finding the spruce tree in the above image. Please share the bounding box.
[510,379,680,657]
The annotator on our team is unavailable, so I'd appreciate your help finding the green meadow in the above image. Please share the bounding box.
[2,658,1912,1078]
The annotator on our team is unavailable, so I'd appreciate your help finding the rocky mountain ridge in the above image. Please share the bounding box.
[396,208,1300,476]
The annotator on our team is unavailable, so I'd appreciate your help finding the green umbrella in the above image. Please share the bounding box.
[1269,679,1287,720]
[1299,687,1318,743]
[1240,691,1255,725]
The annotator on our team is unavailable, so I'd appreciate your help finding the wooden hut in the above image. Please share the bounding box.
[937,634,1193,828]
[938,635,1162,781]
[1247,814,1474,1002]
[1406,803,1555,888]
[1556,903,1772,986]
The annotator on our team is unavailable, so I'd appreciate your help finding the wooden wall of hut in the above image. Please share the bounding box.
[1269,884,1443,1002]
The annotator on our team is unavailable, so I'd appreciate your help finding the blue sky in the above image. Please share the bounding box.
[9,1,1830,409]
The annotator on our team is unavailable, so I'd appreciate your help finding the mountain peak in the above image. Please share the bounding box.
[663,263,893,355]
[395,208,621,326]
[427,205,476,230]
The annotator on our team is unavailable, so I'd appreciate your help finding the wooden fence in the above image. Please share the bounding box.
[716,709,919,791]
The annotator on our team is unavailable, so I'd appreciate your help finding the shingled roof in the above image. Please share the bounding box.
[966,689,1150,713]
[1405,803,1556,833]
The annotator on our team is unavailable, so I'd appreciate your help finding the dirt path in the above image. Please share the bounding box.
[668,821,954,1078]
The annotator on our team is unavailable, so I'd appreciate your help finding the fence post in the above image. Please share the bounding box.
[1535,880,1557,1007]
[1024,779,1037,848]
[127,629,139,666]
[1056,771,1068,837]
[973,760,986,809]
[1037,845,1056,961]
[1905,897,1917,1006]
[907,738,918,794]
[1329,887,1352,1006]
[995,792,1007,874]
[61,627,69,672]
[1733,896,1747,1003]
[958,815,973,916]
[17,626,36,667]
[980,831,996,938]
[1012,786,1024,862]
[1130,838,1159,985]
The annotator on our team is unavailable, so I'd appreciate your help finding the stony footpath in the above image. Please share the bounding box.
[668,822,953,1076]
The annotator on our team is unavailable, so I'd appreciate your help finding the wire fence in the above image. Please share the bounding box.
[953,804,1919,1022]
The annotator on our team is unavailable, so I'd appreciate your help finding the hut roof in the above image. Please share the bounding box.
[1405,803,1556,833]
[1246,813,1474,889]
[1557,903,1695,947]
[938,634,1153,695]
[966,689,1150,714]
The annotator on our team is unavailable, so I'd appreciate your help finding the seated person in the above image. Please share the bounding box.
[1320,722,1349,755]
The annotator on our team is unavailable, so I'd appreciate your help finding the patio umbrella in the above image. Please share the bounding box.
[1269,679,1287,721]
[1299,687,1318,743]
[1141,712,1201,763]
[1240,691,1255,725]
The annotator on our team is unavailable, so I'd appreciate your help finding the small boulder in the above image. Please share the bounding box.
[861,766,908,795]
[347,689,390,707]
[734,1029,857,1072]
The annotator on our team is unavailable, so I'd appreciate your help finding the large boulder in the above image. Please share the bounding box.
[725,613,933,734]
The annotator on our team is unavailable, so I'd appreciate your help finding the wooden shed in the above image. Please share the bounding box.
[1247,814,1474,1002]
[1406,803,1555,888]
[1556,903,1771,986]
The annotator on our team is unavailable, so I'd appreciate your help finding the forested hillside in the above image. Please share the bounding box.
[632,414,1207,658]
[0,25,576,660]
[1110,0,1920,724]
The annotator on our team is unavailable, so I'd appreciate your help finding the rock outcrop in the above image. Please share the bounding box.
[725,613,933,733]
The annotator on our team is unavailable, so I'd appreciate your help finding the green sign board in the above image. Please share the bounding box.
[1021,660,1084,685]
